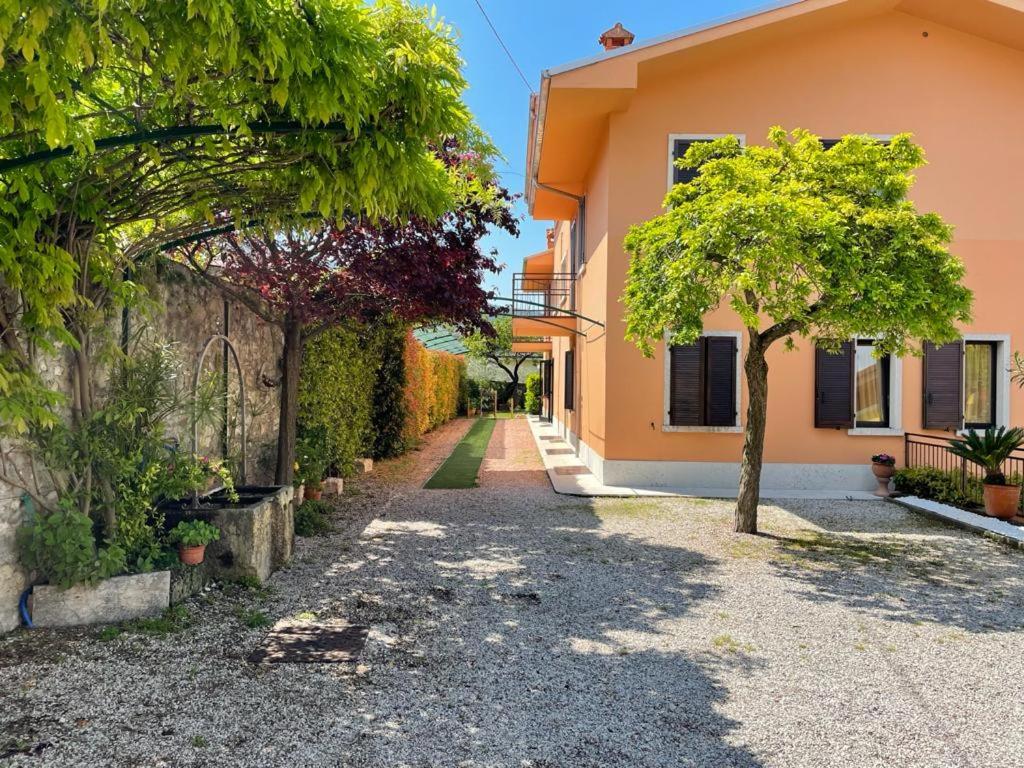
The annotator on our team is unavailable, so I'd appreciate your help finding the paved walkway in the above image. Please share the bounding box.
[527,417,877,499]
[1,418,1022,767]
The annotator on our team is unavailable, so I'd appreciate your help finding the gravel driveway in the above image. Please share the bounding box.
[2,418,1023,767]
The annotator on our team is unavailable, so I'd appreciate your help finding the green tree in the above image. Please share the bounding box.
[623,129,972,534]
[0,0,479,441]
[463,316,536,403]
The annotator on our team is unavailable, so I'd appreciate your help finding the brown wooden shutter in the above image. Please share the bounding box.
[542,360,553,397]
[923,341,964,430]
[669,342,703,426]
[704,336,737,427]
[564,350,574,410]
[815,343,855,428]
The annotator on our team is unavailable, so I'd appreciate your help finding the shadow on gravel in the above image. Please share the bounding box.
[335,492,765,767]
[769,500,1024,633]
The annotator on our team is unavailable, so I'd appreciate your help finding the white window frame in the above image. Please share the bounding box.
[960,333,1011,433]
[666,133,746,192]
[848,338,903,437]
[662,330,743,433]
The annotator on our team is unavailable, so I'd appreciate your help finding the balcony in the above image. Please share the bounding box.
[511,272,577,337]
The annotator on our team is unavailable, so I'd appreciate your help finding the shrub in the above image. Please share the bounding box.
[295,500,332,537]
[893,467,981,507]
[525,373,542,415]
[17,504,126,588]
[298,323,380,477]
[946,426,1024,485]
[371,319,410,460]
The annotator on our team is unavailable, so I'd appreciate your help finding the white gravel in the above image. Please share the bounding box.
[2,465,1024,767]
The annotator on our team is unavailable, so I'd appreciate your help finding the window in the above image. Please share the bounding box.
[923,338,1008,431]
[854,341,890,428]
[815,340,893,429]
[965,341,997,428]
[564,350,574,411]
[671,139,706,185]
[668,135,744,191]
[667,335,738,427]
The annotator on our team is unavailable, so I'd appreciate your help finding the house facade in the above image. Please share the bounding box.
[514,0,1024,493]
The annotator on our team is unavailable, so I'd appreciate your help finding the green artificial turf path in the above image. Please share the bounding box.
[424,418,497,489]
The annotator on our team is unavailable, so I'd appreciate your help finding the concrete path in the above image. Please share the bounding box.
[527,416,877,500]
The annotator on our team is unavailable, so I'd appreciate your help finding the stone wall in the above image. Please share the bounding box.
[0,265,283,633]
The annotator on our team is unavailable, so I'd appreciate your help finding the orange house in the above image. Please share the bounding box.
[516,0,1024,493]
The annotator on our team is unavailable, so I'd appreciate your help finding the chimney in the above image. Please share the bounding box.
[545,227,555,249]
[599,22,635,51]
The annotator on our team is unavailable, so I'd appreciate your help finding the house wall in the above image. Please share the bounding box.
[544,9,1024,488]
[0,267,283,633]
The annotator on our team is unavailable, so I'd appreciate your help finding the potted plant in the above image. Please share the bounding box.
[947,426,1024,519]
[168,520,221,565]
[870,452,896,497]
[296,435,328,501]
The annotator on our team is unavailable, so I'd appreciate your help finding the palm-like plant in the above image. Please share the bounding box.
[947,426,1024,485]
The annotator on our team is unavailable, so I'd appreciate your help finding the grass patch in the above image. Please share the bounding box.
[424,418,496,489]
[712,633,755,653]
[126,604,191,636]
[236,607,272,629]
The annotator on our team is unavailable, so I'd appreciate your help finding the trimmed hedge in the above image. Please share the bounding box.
[893,466,980,508]
[302,320,467,464]
[402,329,465,446]
[298,322,380,477]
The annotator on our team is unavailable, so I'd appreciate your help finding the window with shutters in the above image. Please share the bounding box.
[664,333,739,430]
[667,134,745,191]
[816,340,898,431]
[923,337,1009,432]
[564,350,575,411]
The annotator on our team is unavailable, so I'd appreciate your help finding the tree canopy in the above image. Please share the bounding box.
[463,316,536,401]
[178,159,516,483]
[0,0,487,433]
[623,128,973,532]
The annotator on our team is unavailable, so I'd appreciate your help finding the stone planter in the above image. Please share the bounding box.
[205,485,294,584]
[161,485,295,586]
[871,462,895,498]
[29,571,170,628]
[354,458,374,475]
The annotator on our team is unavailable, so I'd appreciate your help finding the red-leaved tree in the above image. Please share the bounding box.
[179,186,517,484]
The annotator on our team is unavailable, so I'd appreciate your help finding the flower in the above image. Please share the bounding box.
[871,453,896,466]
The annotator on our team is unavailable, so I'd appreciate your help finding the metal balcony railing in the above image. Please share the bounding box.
[511,272,574,318]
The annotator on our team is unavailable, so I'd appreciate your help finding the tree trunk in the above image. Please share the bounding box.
[275,319,303,486]
[736,330,769,534]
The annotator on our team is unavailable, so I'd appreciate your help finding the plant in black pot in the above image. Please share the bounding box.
[168,520,221,566]
[947,426,1024,520]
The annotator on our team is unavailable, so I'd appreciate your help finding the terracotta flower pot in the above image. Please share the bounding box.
[871,463,895,480]
[179,544,206,566]
[983,483,1021,520]
[871,462,895,498]
[304,486,322,501]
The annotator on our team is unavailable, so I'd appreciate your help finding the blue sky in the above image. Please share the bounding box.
[433,0,770,298]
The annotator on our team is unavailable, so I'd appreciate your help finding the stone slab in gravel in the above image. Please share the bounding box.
[1,420,1023,766]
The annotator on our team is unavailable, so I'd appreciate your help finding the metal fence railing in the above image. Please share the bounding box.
[512,273,574,318]
[904,431,1024,510]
